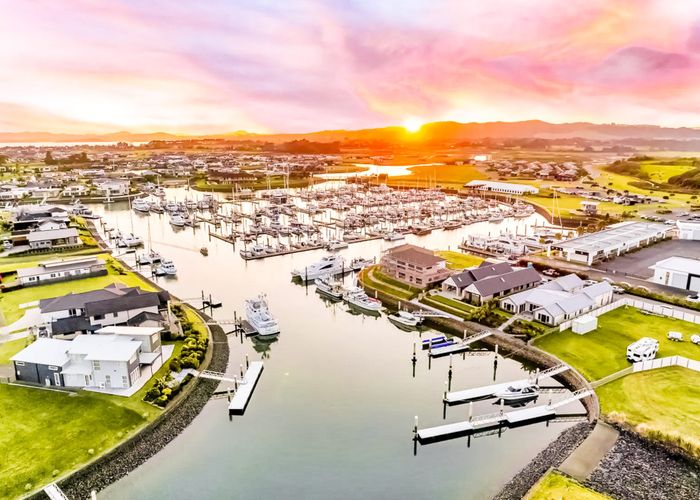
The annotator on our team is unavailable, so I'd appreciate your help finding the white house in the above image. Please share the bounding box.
[16,255,107,286]
[499,274,614,326]
[27,227,82,250]
[677,221,700,240]
[649,256,700,293]
[464,180,539,195]
[62,184,90,197]
[93,179,129,196]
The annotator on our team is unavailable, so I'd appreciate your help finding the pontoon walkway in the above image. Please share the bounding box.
[229,361,264,415]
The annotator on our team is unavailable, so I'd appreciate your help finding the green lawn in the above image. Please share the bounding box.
[597,367,700,454]
[0,265,156,326]
[0,385,147,499]
[525,470,610,500]
[534,307,700,381]
[359,267,419,300]
[0,338,31,364]
[435,250,483,269]
[0,248,103,274]
[423,294,475,315]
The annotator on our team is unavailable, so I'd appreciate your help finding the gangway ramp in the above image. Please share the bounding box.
[428,330,493,357]
[445,364,570,404]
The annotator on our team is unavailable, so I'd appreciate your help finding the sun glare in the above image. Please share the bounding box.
[403,117,423,133]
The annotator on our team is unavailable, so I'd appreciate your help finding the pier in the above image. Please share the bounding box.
[229,361,264,415]
[417,388,593,442]
[444,364,570,404]
[428,330,493,357]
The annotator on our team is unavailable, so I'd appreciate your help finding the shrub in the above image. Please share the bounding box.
[144,387,161,401]
[169,358,181,372]
[154,396,168,407]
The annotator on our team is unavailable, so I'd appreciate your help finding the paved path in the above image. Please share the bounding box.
[559,421,619,481]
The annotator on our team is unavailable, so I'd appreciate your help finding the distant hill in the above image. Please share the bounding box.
[2,120,700,144]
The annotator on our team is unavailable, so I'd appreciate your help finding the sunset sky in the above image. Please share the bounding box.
[1,0,700,134]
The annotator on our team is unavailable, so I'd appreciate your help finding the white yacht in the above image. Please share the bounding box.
[383,232,405,241]
[314,276,345,300]
[292,255,344,281]
[170,214,186,227]
[137,250,162,265]
[326,240,349,251]
[118,234,143,248]
[388,310,422,327]
[245,294,280,337]
[154,259,177,276]
[494,383,539,402]
[344,286,382,312]
[132,198,151,213]
[350,257,375,271]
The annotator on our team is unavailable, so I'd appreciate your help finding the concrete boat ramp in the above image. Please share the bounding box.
[417,388,593,443]
[444,364,570,404]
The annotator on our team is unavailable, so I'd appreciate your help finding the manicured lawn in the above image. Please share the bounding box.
[435,250,483,269]
[421,296,471,319]
[0,338,31,364]
[387,164,488,189]
[597,367,700,448]
[0,248,103,274]
[0,385,147,499]
[534,307,700,381]
[425,294,475,313]
[359,267,420,300]
[525,470,610,500]
[0,258,156,326]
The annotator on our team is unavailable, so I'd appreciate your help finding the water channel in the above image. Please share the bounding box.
[92,188,577,499]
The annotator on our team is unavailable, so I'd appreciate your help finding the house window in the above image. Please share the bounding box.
[48,365,57,371]
[94,314,105,320]
[92,360,101,371]
[122,376,128,387]
[15,361,24,366]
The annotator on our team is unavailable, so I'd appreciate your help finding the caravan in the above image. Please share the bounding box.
[626,337,659,363]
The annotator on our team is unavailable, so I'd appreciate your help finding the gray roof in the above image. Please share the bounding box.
[445,262,512,289]
[26,227,79,242]
[85,291,160,317]
[17,257,103,279]
[469,267,542,296]
[40,283,162,317]
[539,274,583,292]
[126,311,163,326]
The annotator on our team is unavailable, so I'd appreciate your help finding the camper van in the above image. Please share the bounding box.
[626,337,659,363]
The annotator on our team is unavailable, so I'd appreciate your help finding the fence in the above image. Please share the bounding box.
[559,298,700,332]
[593,356,700,387]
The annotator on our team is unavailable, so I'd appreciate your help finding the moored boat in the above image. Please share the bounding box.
[245,294,280,337]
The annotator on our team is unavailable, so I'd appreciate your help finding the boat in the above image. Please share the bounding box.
[292,255,345,281]
[137,250,162,265]
[442,220,462,230]
[200,247,209,256]
[132,198,151,213]
[343,286,382,312]
[154,259,177,276]
[118,234,143,248]
[388,310,422,327]
[326,240,349,251]
[170,214,186,227]
[149,203,164,214]
[240,244,266,259]
[350,256,375,271]
[314,276,345,300]
[494,383,539,402]
[245,294,280,337]
[383,232,405,241]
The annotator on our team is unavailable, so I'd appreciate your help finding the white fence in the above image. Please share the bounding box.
[559,298,700,332]
[633,355,700,373]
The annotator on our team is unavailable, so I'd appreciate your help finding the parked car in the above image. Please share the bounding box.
[612,285,625,294]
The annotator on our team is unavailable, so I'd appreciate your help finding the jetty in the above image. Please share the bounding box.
[229,361,264,415]
[417,388,593,442]
[428,330,493,357]
[444,364,570,404]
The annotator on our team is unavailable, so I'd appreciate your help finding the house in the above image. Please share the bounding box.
[677,221,700,240]
[464,180,539,195]
[649,256,700,293]
[10,205,69,231]
[459,266,542,305]
[27,227,82,250]
[39,283,167,336]
[379,244,452,288]
[62,184,90,197]
[12,326,165,389]
[442,262,513,298]
[93,179,129,196]
[499,274,614,326]
[16,255,107,286]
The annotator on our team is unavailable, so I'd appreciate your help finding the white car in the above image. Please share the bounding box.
[687,294,700,303]
[612,285,625,294]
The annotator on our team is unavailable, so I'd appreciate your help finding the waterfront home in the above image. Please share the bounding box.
[547,221,672,265]
[27,227,82,250]
[16,255,107,286]
[12,326,164,389]
[443,263,542,305]
[39,283,167,336]
[379,244,452,289]
[499,274,614,326]
[92,178,130,196]
[649,256,700,293]
[464,180,539,195]
[10,204,69,231]
[677,221,700,240]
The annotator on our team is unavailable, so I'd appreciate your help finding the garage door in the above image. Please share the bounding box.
[689,275,700,293]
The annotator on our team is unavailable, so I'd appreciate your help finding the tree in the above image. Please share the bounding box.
[44,151,56,165]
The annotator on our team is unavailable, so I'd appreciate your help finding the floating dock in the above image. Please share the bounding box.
[240,320,258,336]
[417,388,593,443]
[229,361,264,415]
[428,330,493,357]
[444,364,570,404]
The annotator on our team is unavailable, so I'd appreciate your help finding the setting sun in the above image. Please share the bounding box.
[402,117,423,133]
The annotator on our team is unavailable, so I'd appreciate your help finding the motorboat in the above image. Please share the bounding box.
[137,250,162,265]
[314,276,345,300]
[344,286,382,312]
[350,256,375,272]
[494,383,539,402]
[245,294,280,337]
[383,232,405,241]
[388,310,422,327]
[170,214,186,227]
[154,259,177,276]
[326,240,349,251]
[240,244,266,259]
[132,198,151,213]
[149,203,165,214]
[118,234,143,248]
[292,255,345,281]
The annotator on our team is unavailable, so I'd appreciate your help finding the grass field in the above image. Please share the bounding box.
[0,338,30,364]
[386,164,488,189]
[435,250,483,269]
[0,385,147,499]
[359,267,418,300]
[0,263,156,326]
[525,470,610,500]
[597,367,700,454]
[534,307,700,381]
[637,159,696,182]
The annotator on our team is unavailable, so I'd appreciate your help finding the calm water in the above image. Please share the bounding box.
[92,191,574,500]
